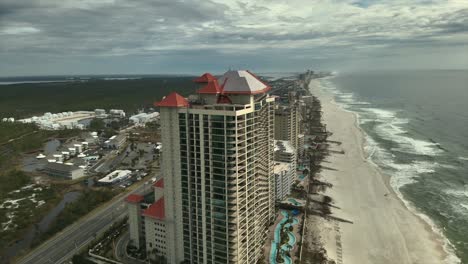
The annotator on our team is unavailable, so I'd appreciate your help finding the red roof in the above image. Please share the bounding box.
[197,81,223,94]
[155,92,189,108]
[142,198,165,220]
[125,194,144,204]
[153,178,164,188]
[193,73,216,83]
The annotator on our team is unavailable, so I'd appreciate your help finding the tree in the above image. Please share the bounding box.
[89,118,105,131]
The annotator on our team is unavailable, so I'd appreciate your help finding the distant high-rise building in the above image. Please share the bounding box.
[155,70,276,263]
[274,140,297,181]
[274,161,294,201]
[274,104,300,157]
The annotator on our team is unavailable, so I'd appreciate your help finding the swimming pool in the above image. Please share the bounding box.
[270,211,299,263]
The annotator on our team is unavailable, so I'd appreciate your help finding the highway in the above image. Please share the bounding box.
[17,181,154,264]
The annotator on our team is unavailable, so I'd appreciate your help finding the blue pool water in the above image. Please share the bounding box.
[270,211,299,263]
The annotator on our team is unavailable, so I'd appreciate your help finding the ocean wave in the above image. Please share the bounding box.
[360,108,443,157]
[363,131,461,264]
[319,78,461,264]
[458,156,468,161]
[460,204,468,211]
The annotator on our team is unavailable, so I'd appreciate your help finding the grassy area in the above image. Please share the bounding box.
[0,77,198,118]
[0,170,31,200]
[0,122,38,143]
[0,122,83,251]
[0,173,60,250]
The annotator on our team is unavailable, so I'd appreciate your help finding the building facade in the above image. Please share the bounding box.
[156,70,275,264]
[43,162,85,180]
[274,104,300,156]
[274,140,297,181]
[274,162,293,201]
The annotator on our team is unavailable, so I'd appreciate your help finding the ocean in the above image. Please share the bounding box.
[318,70,468,263]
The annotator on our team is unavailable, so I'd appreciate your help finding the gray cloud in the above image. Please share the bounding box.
[0,0,467,76]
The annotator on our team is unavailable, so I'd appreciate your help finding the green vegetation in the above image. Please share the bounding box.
[0,77,198,118]
[0,170,31,200]
[0,122,38,143]
[0,180,59,250]
[89,118,105,131]
[41,189,120,240]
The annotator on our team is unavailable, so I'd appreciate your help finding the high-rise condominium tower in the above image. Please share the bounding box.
[156,70,275,264]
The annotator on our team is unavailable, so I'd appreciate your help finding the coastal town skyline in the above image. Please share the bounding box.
[1,0,468,76]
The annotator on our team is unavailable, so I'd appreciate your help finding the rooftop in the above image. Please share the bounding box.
[193,73,216,83]
[196,80,223,94]
[44,162,83,172]
[218,70,270,95]
[142,197,165,220]
[274,140,295,154]
[155,92,189,108]
[98,169,131,183]
[125,194,144,204]
[274,162,290,174]
[153,178,164,188]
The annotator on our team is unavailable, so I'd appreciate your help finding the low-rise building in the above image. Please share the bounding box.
[95,109,107,118]
[43,162,85,180]
[129,112,160,126]
[126,179,166,259]
[98,169,132,185]
[105,134,126,149]
[109,109,126,118]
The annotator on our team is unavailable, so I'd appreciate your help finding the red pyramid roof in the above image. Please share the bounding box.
[155,92,189,108]
[197,81,223,94]
[153,178,164,188]
[142,197,165,220]
[125,194,144,204]
[193,73,216,83]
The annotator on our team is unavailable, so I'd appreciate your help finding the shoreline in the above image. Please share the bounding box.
[308,78,455,264]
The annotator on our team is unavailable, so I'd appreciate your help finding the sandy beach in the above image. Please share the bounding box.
[305,79,449,264]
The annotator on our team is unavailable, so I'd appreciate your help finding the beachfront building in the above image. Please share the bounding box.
[155,70,276,264]
[298,134,305,158]
[274,104,300,157]
[126,179,166,257]
[274,162,294,201]
[143,179,166,258]
[274,140,297,180]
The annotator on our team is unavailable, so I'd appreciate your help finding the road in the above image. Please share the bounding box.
[114,232,145,264]
[17,180,154,264]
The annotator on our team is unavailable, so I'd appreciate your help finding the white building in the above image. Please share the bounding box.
[157,70,275,263]
[275,104,300,157]
[274,140,297,180]
[18,111,95,130]
[274,162,294,201]
[105,134,126,149]
[43,162,85,180]
[98,170,131,185]
[126,179,165,253]
[109,109,126,118]
[129,112,160,126]
[94,109,107,118]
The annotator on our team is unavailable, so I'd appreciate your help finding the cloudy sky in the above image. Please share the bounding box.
[0,0,467,76]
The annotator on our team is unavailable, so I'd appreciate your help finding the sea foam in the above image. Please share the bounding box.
[318,78,461,264]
